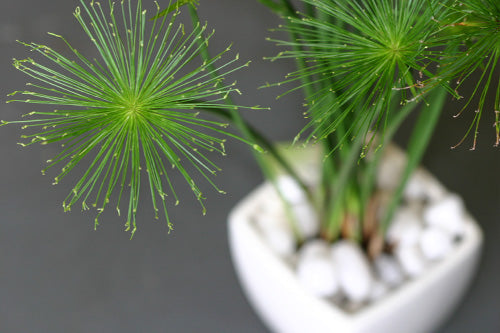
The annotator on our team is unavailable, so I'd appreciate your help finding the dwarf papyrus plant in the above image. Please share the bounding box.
[258,0,498,252]
[4,0,258,236]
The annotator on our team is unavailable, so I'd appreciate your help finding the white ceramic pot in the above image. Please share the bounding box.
[228,181,482,333]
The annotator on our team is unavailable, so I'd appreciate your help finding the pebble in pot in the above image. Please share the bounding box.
[394,244,427,278]
[423,194,467,238]
[271,176,320,239]
[331,240,374,303]
[369,280,389,302]
[276,175,307,205]
[291,202,319,239]
[419,226,454,261]
[376,146,406,190]
[254,209,295,257]
[373,254,405,288]
[404,169,447,203]
[386,206,424,247]
[296,240,339,297]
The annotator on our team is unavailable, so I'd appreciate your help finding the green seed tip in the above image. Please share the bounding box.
[129,227,137,239]
[47,32,62,38]
[253,144,265,153]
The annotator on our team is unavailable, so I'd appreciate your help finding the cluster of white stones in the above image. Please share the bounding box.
[252,169,469,311]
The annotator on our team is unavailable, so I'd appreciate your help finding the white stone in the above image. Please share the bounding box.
[387,206,424,247]
[256,184,281,215]
[373,254,405,288]
[254,208,286,234]
[376,147,406,190]
[394,244,427,278]
[292,202,319,239]
[331,240,374,303]
[296,244,339,297]
[419,227,454,261]
[423,194,467,237]
[276,175,307,205]
[369,280,389,302]
[404,169,447,202]
[298,239,331,259]
[262,227,296,257]
[254,212,295,257]
[259,178,319,240]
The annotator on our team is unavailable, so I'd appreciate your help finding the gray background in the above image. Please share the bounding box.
[0,0,499,332]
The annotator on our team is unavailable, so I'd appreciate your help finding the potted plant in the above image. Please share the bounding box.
[227,0,491,332]
[2,0,495,332]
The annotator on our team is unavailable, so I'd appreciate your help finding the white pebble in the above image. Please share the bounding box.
[256,185,281,215]
[373,254,405,288]
[331,240,374,303]
[387,207,423,247]
[254,209,286,234]
[376,147,406,190]
[369,280,389,302]
[404,169,447,202]
[298,239,331,259]
[276,176,307,204]
[262,227,295,257]
[423,194,466,237]
[394,244,427,278]
[292,202,319,239]
[419,227,454,261]
[254,212,295,257]
[296,248,339,297]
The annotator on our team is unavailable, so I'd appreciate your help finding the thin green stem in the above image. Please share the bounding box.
[187,4,311,241]
[381,87,448,232]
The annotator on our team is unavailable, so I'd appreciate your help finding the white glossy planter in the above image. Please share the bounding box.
[228,182,482,333]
